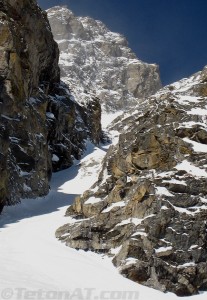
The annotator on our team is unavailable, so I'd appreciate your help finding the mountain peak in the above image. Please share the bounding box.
[48,6,161,111]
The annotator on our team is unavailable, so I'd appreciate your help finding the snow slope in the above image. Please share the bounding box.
[0,140,206,299]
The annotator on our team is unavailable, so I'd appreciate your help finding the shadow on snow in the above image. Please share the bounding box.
[0,164,79,229]
[0,141,105,229]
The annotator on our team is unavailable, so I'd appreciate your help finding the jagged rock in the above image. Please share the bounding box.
[0,0,102,209]
[47,6,161,111]
[57,67,207,296]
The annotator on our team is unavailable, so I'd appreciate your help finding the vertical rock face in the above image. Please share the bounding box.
[0,0,102,210]
[56,67,207,296]
[47,6,162,111]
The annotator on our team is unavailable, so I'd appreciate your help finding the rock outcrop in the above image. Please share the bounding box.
[47,6,161,111]
[0,0,102,211]
[57,67,207,296]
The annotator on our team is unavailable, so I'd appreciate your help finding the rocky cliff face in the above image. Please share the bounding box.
[57,67,207,296]
[47,6,161,111]
[0,0,102,211]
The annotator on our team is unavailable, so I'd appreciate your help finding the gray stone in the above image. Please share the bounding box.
[0,0,102,209]
[47,6,161,111]
[57,67,207,296]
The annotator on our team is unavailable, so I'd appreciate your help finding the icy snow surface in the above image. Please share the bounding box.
[176,160,207,178]
[155,246,173,254]
[102,201,126,213]
[183,138,207,153]
[0,121,207,299]
[155,186,174,197]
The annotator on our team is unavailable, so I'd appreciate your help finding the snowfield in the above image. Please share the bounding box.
[0,140,207,300]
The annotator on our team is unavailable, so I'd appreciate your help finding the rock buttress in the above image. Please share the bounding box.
[57,67,207,296]
[0,0,102,209]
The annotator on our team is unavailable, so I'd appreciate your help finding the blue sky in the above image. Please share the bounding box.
[38,0,207,85]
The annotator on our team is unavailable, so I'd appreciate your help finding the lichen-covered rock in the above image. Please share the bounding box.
[47,6,161,111]
[57,67,207,296]
[0,0,102,209]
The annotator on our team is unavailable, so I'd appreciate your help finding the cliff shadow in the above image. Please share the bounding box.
[0,164,80,229]
[0,141,102,229]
